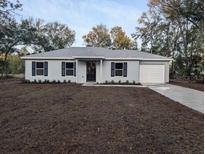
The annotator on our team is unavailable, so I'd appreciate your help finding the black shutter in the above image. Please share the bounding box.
[123,62,127,77]
[73,62,76,76]
[44,62,48,76]
[62,62,65,76]
[32,61,36,76]
[111,62,115,77]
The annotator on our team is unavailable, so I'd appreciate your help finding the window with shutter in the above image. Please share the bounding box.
[32,62,36,76]
[65,62,74,76]
[123,62,127,77]
[62,62,75,76]
[44,62,48,76]
[73,62,76,76]
[115,63,123,76]
[111,62,115,77]
[111,62,127,77]
[62,62,65,76]
[36,62,44,76]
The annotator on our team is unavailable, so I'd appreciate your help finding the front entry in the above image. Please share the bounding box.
[86,61,96,82]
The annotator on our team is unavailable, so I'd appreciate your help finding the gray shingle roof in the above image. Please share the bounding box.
[22,47,171,60]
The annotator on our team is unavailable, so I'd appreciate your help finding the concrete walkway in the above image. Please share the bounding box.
[149,84,204,113]
[82,82,146,88]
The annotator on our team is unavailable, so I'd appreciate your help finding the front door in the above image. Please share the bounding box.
[86,61,96,82]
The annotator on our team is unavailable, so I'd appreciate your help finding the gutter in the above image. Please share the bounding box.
[21,56,172,61]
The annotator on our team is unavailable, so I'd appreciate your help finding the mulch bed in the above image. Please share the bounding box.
[170,79,204,91]
[0,80,203,153]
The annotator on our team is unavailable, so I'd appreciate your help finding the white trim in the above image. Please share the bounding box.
[65,62,75,76]
[72,56,105,59]
[22,56,172,61]
[35,62,44,76]
[114,62,124,76]
[22,57,75,60]
[106,58,173,61]
[76,59,78,83]
[100,59,103,83]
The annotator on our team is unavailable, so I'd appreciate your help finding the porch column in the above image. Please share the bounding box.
[100,59,103,83]
[75,59,78,83]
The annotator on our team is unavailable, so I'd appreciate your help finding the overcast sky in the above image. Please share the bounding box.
[14,0,148,47]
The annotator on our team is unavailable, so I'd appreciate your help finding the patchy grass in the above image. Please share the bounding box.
[0,80,203,153]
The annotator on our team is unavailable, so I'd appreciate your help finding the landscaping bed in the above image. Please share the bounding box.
[0,80,203,153]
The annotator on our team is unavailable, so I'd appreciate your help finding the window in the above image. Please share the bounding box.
[115,63,123,76]
[111,62,127,77]
[36,62,44,75]
[66,62,74,76]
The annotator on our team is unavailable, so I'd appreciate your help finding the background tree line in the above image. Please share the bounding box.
[82,24,136,50]
[0,0,75,77]
[132,0,204,80]
[0,0,204,80]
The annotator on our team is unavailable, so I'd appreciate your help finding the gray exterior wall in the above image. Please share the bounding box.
[25,59,169,83]
[25,60,76,82]
[102,60,140,83]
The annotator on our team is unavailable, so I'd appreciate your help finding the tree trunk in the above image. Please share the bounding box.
[180,19,189,78]
[1,66,3,78]
[3,52,9,78]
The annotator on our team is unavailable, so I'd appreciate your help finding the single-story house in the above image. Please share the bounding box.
[22,47,172,84]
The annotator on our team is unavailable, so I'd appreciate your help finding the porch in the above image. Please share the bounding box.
[75,57,104,83]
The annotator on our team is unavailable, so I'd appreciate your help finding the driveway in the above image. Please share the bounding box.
[149,84,204,113]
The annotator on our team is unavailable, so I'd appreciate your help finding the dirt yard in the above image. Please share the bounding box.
[170,79,204,91]
[0,79,203,153]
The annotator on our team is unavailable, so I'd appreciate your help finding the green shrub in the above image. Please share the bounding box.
[44,80,49,84]
[105,80,108,84]
[33,79,37,83]
[7,54,24,74]
[111,80,114,84]
[57,80,60,83]
[52,80,56,83]
[126,80,129,84]
[63,80,66,83]
[38,80,41,84]
[68,80,71,83]
[24,79,29,83]
[133,80,136,84]
[118,80,121,84]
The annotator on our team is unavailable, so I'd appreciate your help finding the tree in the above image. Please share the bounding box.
[132,12,158,53]
[0,0,76,77]
[0,0,22,77]
[43,22,75,51]
[131,39,138,50]
[133,0,204,79]
[0,0,22,21]
[149,0,203,29]
[83,25,135,50]
[110,26,133,50]
[8,54,24,74]
[82,24,111,47]
[20,18,75,52]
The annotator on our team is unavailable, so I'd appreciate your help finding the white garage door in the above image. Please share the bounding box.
[140,65,165,83]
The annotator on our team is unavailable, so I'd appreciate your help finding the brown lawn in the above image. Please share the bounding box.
[0,79,203,153]
[170,79,204,91]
